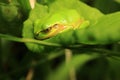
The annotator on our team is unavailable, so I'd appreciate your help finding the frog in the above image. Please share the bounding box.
[33,9,89,40]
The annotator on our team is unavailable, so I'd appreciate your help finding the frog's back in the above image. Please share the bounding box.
[49,9,81,23]
[42,9,81,29]
[61,9,81,23]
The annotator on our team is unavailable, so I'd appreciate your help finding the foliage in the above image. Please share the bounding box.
[0,0,120,80]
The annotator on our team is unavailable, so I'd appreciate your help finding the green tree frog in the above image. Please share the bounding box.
[23,9,90,52]
[33,9,89,40]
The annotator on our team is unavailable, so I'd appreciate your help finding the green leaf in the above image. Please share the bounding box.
[0,3,18,22]
[78,57,109,80]
[18,0,32,15]
[75,12,120,44]
[46,53,99,80]
[0,3,22,36]
[94,0,120,14]
[115,0,120,3]
[107,56,120,80]
[0,0,9,3]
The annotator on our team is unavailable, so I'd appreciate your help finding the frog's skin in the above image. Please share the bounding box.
[34,9,89,40]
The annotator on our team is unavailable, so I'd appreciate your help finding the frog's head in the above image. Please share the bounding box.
[34,13,68,40]
[34,9,83,40]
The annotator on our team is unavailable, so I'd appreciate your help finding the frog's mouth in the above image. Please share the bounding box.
[35,24,66,40]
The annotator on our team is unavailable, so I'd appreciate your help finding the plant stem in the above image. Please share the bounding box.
[29,0,36,9]
[0,33,61,47]
[26,60,36,80]
[26,68,34,80]
[65,49,76,80]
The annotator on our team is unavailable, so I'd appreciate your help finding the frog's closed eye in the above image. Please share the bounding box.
[53,24,59,29]
[41,24,59,33]
[35,23,64,40]
[41,27,52,33]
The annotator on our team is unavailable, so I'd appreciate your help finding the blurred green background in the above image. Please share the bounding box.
[0,0,120,80]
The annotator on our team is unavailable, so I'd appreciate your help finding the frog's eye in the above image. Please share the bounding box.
[52,24,59,29]
[40,24,59,33]
[35,23,65,40]
[41,26,52,33]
